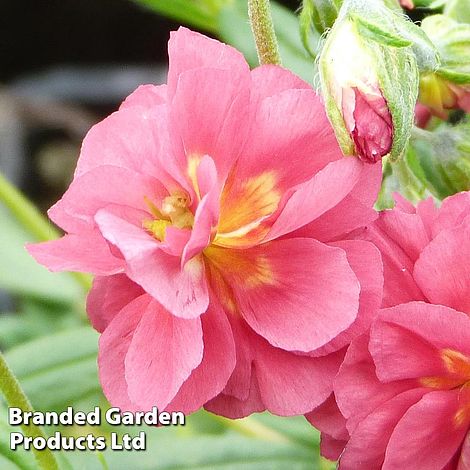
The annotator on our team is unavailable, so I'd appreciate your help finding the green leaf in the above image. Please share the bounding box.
[411,0,446,8]
[0,206,82,303]
[4,327,100,412]
[131,0,222,33]
[0,298,85,350]
[253,414,319,449]
[102,432,318,470]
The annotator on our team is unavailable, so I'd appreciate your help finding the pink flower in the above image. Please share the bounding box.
[364,192,470,310]
[28,28,383,417]
[321,192,470,468]
[342,86,393,164]
[419,74,470,119]
[319,18,395,164]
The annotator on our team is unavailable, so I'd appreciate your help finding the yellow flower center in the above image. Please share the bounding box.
[143,191,194,241]
[420,349,470,428]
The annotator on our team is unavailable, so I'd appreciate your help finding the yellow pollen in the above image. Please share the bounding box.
[161,191,194,228]
[441,349,470,376]
[143,219,171,241]
[143,190,194,241]
[187,156,202,200]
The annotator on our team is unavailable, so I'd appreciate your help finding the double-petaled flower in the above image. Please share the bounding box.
[311,192,470,469]
[29,28,383,417]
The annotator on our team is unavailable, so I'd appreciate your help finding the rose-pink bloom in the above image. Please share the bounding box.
[342,86,393,164]
[28,28,383,417]
[323,192,470,468]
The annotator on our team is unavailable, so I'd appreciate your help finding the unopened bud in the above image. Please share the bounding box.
[319,1,420,163]
[418,15,470,117]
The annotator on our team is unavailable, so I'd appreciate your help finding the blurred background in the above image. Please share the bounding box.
[0,1,328,469]
[0,0,300,208]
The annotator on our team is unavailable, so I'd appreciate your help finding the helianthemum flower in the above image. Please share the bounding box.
[320,192,470,469]
[28,28,383,417]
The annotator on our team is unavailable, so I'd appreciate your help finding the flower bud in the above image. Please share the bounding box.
[319,2,419,163]
[418,15,470,117]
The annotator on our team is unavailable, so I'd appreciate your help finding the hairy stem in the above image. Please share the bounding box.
[248,0,282,65]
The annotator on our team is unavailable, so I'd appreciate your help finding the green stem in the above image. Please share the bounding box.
[0,172,59,243]
[0,352,59,470]
[248,0,282,65]
[0,171,91,291]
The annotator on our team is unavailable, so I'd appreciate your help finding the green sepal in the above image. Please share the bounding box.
[318,0,420,162]
[376,40,420,161]
[299,0,320,57]
[301,0,342,35]
[353,14,412,47]
[409,121,470,199]
[445,0,470,25]
[421,14,470,85]
[342,0,440,72]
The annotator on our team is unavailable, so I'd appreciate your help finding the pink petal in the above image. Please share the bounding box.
[293,161,381,243]
[254,340,345,415]
[75,105,173,183]
[416,197,438,237]
[210,238,360,352]
[383,390,468,470]
[335,334,415,434]
[119,84,167,109]
[458,433,470,470]
[321,433,348,461]
[432,192,470,237]
[181,156,220,265]
[167,27,249,100]
[311,240,383,356]
[414,224,470,314]
[249,64,310,103]
[125,298,203,410]
[235,88,344,192]
[375,208,430,263]
[169,66,250,184]
[306,394,349,441]
[96,209,209,319]
[340,388,427,470]
[265,158,363,241]
[98,295,150,411]
[371,303,470,382]
[51,165,166,231]
[393,193,416,213]
[205,373,265,419]
[347,86,393,163]
[207,317,345,417]
[361,221,425,307]
[27,232,122,275]
[87,274,144,333]
[215,315,254,402]
[166,298,236,414]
